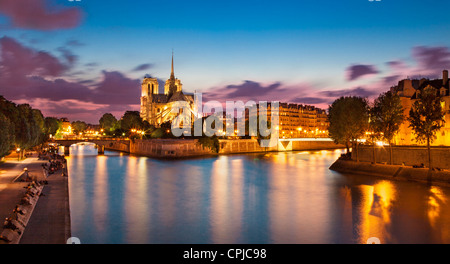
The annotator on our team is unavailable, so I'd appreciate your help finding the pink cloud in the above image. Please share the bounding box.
[0,0,82,30]
[346,64,379,81]
[0,36,67,81]
[0,36,142,123]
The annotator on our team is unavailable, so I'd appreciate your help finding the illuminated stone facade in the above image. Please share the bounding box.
[254,102,329,138]
[391,70,450,146]
[140,54,195,127]
[278,103,329,138]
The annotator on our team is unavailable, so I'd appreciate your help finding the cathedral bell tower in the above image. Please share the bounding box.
[140,76,159,121]
[164,52,182,96]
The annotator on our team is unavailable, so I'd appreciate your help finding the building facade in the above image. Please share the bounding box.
[278,103,329,138]
[253,102,329,138]
[140,54,195,127]
[391,70,450,146]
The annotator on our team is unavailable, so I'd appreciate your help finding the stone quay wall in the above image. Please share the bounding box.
[103,140,132,153]
[125,138,342,158]
[352,145,450,169]
[291,140,344,151]
[129,139,213,158]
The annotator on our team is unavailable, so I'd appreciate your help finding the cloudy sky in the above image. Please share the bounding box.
[1,0,450,123]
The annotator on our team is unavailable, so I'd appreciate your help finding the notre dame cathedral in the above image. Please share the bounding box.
[140,54,195,127]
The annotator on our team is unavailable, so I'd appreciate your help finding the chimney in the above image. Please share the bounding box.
[443,70,448,86]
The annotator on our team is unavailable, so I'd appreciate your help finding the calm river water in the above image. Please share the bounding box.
[66,144,450,244]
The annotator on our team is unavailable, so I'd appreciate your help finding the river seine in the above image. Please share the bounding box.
[66,143,450,244]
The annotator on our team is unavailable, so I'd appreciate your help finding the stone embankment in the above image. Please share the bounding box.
[330,159,450,187]
[0,181,44,244]
[0,154,71,244]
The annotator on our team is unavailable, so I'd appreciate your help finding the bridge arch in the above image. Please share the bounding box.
[52,139,130,155]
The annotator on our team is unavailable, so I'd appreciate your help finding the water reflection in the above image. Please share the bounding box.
[67,145,450,244]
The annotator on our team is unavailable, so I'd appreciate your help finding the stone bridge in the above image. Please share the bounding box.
[52,139,130,155]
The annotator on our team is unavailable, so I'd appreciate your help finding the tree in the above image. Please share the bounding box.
[328,96,369,160]
[408,87,445,170]
[72,120,88,135]
[0,97,50,158]
[370,91,405,165]
[32,109,46,145]
[120,111,144,132]
[44,117,61,138]
[0,112,14,158]
[99,113,119,134]
[15,104,34,151]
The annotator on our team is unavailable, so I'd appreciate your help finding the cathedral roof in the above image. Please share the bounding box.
[168,91,194,103]
[151,94,169,103]
[149,91,194,103]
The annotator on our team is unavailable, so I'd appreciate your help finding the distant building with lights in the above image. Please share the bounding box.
[252,102,329,138]
[140,54,195,127]
[391,69,450,146]
[278,103,329,138]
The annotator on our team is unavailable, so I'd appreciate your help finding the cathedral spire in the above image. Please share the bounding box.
[170,49,174,79]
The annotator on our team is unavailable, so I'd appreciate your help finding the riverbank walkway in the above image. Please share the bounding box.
[0,154,70,244]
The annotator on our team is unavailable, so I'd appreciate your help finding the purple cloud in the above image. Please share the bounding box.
[0,36,68,83]
[346,64,379,81]
[57,47,78,67]
[93,71,141,105]
[320,87,378,98]
[65,39,85,47]
[0,0,82,30]
[383,75,402,86]
[291,97,331,105]
[412,46,450,77]
[132,63,153,72]
[0,36,140,113]
[208,80,285,101]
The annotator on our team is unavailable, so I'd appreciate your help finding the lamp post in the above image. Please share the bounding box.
[16,148,21,161]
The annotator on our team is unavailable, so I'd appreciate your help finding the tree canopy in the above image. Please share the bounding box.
[408,87,445,144]
[71,120,88,135]
[370,91,405,164]
[99,113,119,134]
[370,91,405,143]
[328,96,369,152]
[0,96,47,158]
[408,86,445,169]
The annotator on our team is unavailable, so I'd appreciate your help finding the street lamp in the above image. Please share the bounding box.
[16,148,21,161]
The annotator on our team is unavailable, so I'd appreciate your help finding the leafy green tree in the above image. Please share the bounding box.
[328,96,369,160]
[44,117,61,138]
[72,120,88,135]
[0,97,50,157]
[120,111,144,132]
[408,87,446,170]
[0,112,14,158]
[15,104,34,151]
[99,113,119,134]
[32,109,45,145]
[0,96,19,147]
[370,91,405,165]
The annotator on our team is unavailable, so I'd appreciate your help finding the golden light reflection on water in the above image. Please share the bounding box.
[211,156,236,243]
[67,146,450,244]
[268,151,333,243]
[124,156,151,243]
[93,155,108,234]
[427,186,450,243]
[352,180,397,244]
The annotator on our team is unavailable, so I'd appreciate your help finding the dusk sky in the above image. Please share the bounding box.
[1,0,450,123]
